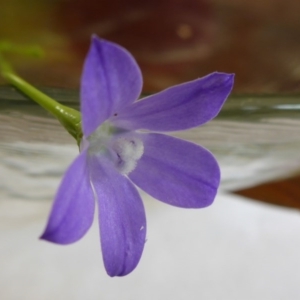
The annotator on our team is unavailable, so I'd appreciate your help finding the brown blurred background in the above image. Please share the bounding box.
[1,0,300,93]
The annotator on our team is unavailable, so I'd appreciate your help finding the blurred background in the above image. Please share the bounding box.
[1,0,300,93]
[1,0,300,299]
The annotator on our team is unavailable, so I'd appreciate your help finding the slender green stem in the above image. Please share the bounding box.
[0,52,82,144]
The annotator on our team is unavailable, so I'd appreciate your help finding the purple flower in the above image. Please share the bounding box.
[41,36,234,277]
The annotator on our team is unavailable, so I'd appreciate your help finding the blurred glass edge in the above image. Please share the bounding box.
[1,86,300,193]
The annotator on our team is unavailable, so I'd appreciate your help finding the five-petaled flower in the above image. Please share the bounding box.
[41,36,234,277]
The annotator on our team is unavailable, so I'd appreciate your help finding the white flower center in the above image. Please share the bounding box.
[87,122,144,175]
[111,136,144,175]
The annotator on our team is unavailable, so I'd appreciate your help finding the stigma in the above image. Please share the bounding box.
[111,136,144,175]
[87,122,144,175]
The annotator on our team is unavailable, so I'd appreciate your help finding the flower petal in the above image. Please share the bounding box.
[89,155,146,277]
[129,133,220,208]
[81,36,143,137]
[114,72,234,131]
[40,150,95,244]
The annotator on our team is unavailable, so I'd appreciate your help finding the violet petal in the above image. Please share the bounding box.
[81,36,143,137]
[89,155,146,277]
[129,133,220,208]
[114,72,234,131]
[40,150,95,244]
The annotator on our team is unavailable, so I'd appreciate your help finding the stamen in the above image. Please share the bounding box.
[116,159,138,175]
[87,121,144,175]
[111,136,144,175]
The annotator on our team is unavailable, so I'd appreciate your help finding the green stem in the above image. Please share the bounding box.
[0,53,82,144]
